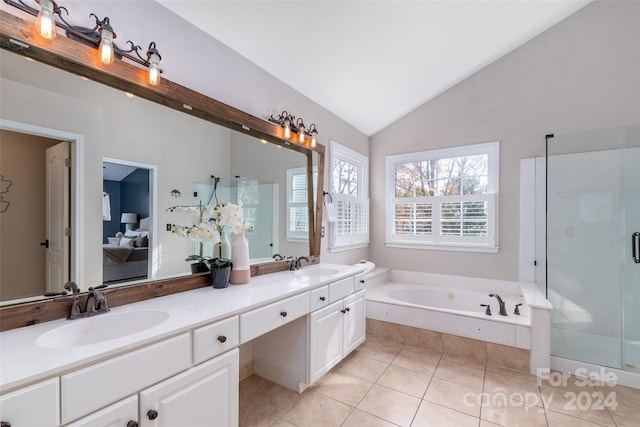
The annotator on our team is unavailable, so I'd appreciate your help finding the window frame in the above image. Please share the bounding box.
[329,140,369,252]
[385,141,499,253]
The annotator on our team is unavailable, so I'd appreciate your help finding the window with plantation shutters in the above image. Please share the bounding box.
[286,167,316,241]
[329,141,369,251]
[386,141,499,253]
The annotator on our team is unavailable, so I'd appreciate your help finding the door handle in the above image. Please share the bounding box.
[633,232,640,264]
[40,239,49,249]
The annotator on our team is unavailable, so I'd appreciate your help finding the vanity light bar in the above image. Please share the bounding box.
[3,0,163,86]
[268,110,319,147]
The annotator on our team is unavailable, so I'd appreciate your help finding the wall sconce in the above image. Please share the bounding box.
[269,110,319,146]
[4,0,163,86]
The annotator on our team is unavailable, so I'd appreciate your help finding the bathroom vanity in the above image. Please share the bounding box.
[0,264,367,426]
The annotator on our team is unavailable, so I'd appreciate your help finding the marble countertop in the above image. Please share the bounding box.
[0,263,365,393]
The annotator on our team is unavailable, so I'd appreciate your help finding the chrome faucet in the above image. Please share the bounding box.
[290,256,310,270]
[65,285,110,320]
[85,287,109,314]
[489,293,507,316]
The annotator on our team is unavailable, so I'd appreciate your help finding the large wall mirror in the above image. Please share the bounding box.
[0,14,323,306]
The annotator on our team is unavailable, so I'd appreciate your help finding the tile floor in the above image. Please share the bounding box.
[239,337,640,427]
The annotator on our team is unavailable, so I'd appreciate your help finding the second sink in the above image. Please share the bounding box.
[36,310,170,348]
[295,267,340,277]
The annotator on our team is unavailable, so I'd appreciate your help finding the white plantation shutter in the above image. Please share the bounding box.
[331,193,369,247]
[329,141,369,251]
[286,167,316,241]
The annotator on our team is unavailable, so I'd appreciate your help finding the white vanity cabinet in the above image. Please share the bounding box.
[309,289,366,384]
[139,349,239,427]
[64,396,138,427]
[0,377,59,426]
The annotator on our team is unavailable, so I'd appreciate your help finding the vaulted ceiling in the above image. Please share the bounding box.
[157,1,590,136]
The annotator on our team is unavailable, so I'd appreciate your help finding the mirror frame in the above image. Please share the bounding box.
[0,11,325,330]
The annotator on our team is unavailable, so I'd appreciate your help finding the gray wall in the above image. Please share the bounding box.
[369,1,640,281]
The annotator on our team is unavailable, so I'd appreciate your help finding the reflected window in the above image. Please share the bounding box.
[286,167,316,241]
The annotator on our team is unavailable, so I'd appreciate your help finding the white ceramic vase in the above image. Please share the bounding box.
[230,232,250,284]
[217,232,231,260]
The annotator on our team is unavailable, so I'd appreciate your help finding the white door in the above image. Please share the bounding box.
[309,300,343,384]
[343,290,366,356]
[139,349,239,427]
[45,141,70,293]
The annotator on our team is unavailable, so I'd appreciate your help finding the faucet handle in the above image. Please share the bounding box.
[514,303,523,315]
[67,295,82,320]
[480,304,492,315]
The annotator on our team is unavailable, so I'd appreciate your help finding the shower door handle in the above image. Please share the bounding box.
[633,232,640,264]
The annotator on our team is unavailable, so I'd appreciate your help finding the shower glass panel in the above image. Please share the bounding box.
[622,125,640,372]
[546,125,639,372]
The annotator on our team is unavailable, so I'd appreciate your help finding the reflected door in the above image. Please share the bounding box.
[45,141,70,294]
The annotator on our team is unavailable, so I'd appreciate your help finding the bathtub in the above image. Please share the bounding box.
[366,278,534,351]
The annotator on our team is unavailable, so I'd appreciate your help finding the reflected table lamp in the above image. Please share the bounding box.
[121,212,138,231]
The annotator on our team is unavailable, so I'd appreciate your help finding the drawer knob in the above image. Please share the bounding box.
[345,307,350,312]
[147,410,158,420]
[127,421,139,427]
[280,311,288,317]
[360,280,365,283]
[341,309,346,314]
[319,296,326,301]
[218,335,227,343]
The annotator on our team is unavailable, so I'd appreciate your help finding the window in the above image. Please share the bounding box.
[329,141,369,251]
[385,141,499,252]
[286,167,316,241]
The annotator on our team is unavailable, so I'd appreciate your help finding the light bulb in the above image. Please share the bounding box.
[99,30,114,64]
[311,133,317,148]
[146,43,162,86]
[36,0,56,40]
[298,125,305,143]
[148,63,160,86]
[284,120,291,138]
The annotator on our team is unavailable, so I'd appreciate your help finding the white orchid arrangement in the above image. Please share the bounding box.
[167,204,220,245]
[167,202,252,265]
[215,203,253,234]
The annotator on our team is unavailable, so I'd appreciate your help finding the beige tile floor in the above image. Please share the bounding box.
[239,337,640,427]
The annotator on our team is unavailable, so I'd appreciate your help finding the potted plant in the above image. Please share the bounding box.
[167,203,220,274]
[207,257,233,288]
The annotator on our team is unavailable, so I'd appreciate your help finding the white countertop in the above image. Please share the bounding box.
[0,263,365,393]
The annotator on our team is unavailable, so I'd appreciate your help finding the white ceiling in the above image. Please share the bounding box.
[160,1,590,136]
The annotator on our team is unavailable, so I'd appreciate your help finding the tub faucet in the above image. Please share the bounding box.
[489,293,507,316]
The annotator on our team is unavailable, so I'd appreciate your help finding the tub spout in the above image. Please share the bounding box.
[489,293,507,316]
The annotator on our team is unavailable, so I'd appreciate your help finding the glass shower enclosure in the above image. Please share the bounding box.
[539,125,639,374]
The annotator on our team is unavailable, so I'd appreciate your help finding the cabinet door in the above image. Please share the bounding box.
[343,290,366,356]
[0,378,59,426]
[65,395,137,427]
[139,349,239,427]
[309,300,343,384]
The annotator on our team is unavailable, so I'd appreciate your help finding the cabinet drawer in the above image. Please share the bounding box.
[354,273,366,291]
[309,286,329,312]
[193,315,239,364]
[0,378,59,426]
[65,395,138,427]
[61,333,191,424]
[241,292,310,343]
[329,277,354,303]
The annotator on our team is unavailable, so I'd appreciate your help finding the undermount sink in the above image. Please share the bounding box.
[36,310,170,349]
[295,267,340,277]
